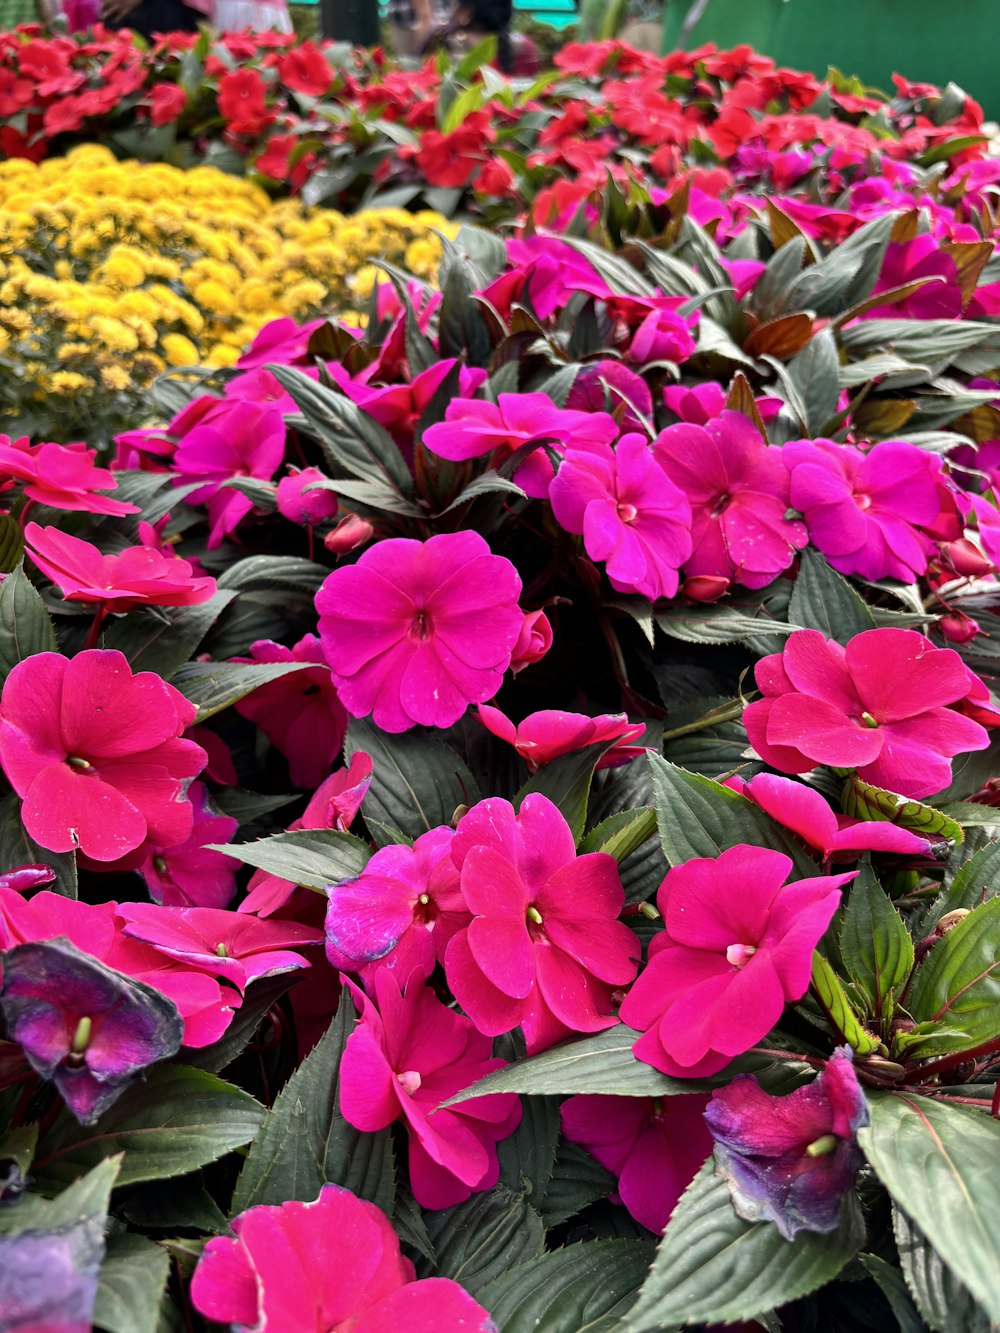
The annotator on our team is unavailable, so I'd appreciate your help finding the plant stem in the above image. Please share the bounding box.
[84,603,108,651]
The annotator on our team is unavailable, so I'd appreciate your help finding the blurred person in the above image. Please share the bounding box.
[100,0,204,33]
[387,0,439,57]
[423,0,539,74]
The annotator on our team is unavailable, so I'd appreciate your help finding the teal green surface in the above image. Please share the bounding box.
[663,0,1000,118]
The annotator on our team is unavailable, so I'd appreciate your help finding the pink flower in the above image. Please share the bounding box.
[725,773,933,860]
[864,235,963,320]
[444,794,640,1053]
[477,706,646,773]
[340,970,522,1209]
[325,826,469,979]
[620,845,853,1077]
[655,410,807,590]
[117,904,322,994]
[782,439,943,583]
[422,392,616,467]
[565,361,652,433]
[134,783,239,909]
[509,609,553,675]
[24,523,216,612]
[236,316,324,370]
[315,532,524,733]
[0,651,206,863]
[233,636,347,790]
[742,628,991,799]
[331,358,487,444]
[663,382,726,424]
[191,1185,497,1333]
[549,434,692,601]
[0,436,138,516]
[561,1092,712,1233]
[275,466,339,527]
[605,294,698,365]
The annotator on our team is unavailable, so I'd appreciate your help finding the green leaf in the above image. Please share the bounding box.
[539,1141,617,1229]
[810,952,881,1055]
[843,777,964,845]
[216,556,330,592]
[120,1172,228,1234]
[578,807,657,860]
[94,1234,170,1333]
[437,253,494,366]
[421,1187,545,1295]
[860,1093,1000,1320]
[858,1252,927,1333]
[893,1205,995,1333]
[32,1065,264,1190]
[788,548,875,641]
[169,660,312,721]
[344,720,479,842]
[624,1159,864,1330]
[209,828,372,892]
[0,561,57,684]
[0,514,24,573]
[0,1155,121,1235]
[232,991,394,1216]
[0,791,77,897]
[839,861,915,1019]
[497,1095,559,1208]
[786,328,841,434]
[901,897,1000,1059]
[101,591,237,677]
[478,1239,656,1333]
[517,741,615,843]
[786,212,895,317]
[917,839,1000,935]
[654,605,793,647]
[0,1125,36,1179]
[647,754,817,875]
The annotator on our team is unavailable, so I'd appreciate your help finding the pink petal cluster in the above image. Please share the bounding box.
[275,465,340,527]
[24,523,217,612]
[331,357,487,445]
[0,435,139,516]
[315,531,524,733]
[422,391,616,468]
[743,628,991,798]
[191,1185,497,1332]
[232,635,347,789]
[864,235,963,320]
[477,705,646,772]
[549,434,693,601]
[655,410,807,591]
[621,845,853,1077]
[0,651,206,863]
[137,781,240,908]
[340,970,522,1209]
[604,293,698,364]
[444,794,639,1053]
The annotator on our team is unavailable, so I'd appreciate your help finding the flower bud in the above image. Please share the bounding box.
[938,538,994,578]
[936,908,971,935]
[509,609,553,675]
[276,466,339,527]
[323,513,374,555]
[0,864,56,893]
[939,611,980,644]
[682,574,730,603]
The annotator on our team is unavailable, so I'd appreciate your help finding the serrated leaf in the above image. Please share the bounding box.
[94,1234,170,1333]
[231,991,393,1216]
[0,1154,121,1236]
[539,1140,617,1229]
[810,952,881,1054]
[101,590,237,677]
[860,1093,1000,1320]
[32,1065,264,1190]
[918,839,1000,936]
[517,741,617,843]
[786,328,841,434]
[170,660,312,721]
[788,548,875,641]
[0,561,57,684]
[655,605,794,646]
[578,807,656,861]
[624,1159,863,1329]
[496,1086,558,1208]
[859,1252,927,1333]
[421,1188,545,1295]
[839,861,915,1019]
[893,1206,996,1333]
[216,555,329,592]
[479,1238,656,1333]
[844,776,963,845]
[901,897,1000,1059]
[209,828,372,892]
[0,791,77,897]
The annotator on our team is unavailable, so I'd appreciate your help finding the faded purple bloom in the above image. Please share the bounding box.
[0,1218,104,1333]
[704,1047,869,1239]
[0,939,183,1124]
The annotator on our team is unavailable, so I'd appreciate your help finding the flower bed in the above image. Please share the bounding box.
[1,35,1000,1333]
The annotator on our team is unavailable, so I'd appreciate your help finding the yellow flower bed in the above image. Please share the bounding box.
[0,144,456,443]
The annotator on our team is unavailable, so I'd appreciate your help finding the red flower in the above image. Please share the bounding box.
[408,110,496,189]
[217,68,272,136]
[148,82,187,126]
[0,437,138,516]
[277,42,332,97]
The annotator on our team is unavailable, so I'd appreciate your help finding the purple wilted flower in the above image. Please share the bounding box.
[704,1047,869,1239]
[0,938,183,1125]
[0,1217,104,1332]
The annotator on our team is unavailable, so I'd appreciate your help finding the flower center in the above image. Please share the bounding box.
[397,1069,422,1095]
[860,711,879,729]
[805,1134,838,1158]
[216,943,229,958]
[409,608,432,641]
[67,755,93,771]
[527,906,543,926]
[710,493,731,519]
[66,1015,92,1066]
[617,502,638,524]
[855,492,872,511]
[725,943,757,969]
[153,857,168,874]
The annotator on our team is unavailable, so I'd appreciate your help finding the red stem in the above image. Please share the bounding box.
[903,1037,1000,1084]
[83,603,108,652]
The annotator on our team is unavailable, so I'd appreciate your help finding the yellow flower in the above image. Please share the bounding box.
[99,365,132,391]
[160,333,201,367]
[49,371,94,393]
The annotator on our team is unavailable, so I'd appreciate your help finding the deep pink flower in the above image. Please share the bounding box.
[663,381,726,424]
[276,466,340,527]
[0,436,138,516]
[444,795,640,1053]
[620,845,853,1078]
[137,782,239,909]
[864,235,963,320]
[477,706,646,773]
[509,609,553,675]
[24,523,217,612]
[550,434,692,601]
[725,773,933,860]
[192,1187,496,1332]
[705,1047,869,1238]
[0,651,206,862]
[742,628,991,799]
[605,294,698,365]
[783,439,943,582]
[422,392,616,467]
[655,411,807,590]
[325,826,469,979]
[331,359,487,444]
[340,970,522,1209]
[561,1092,712,1233]
[315,532,524,733]
[565,360,653,434]
[0,865,55,893]
[118,904,322,994]
[236,316,324,370]
[233,636,347,789]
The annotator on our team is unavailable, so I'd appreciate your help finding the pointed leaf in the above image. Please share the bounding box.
[901,897,1000,1059]
[517,741,615,843]
[421,1188,545,1295]
[789,548,876,641]
[0,562,57,684]
[101,591,237,677]
[810,952,881,1055]
[839,862,915,1018]
[893,1205,995,1333]
[94,1233,170,1333]
[209,829,373,892]
[843,776,963,845]
[170,660,313,721]
[578,807,657,861]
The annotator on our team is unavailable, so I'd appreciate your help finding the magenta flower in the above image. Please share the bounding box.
[233,635,347,789]
[0,865,56,893]
[0,1218,104,1332]
[331,358,487,444]
[444,794,640,1053]
[620,845,853,1078]
[663,382,726,424]
[0,435,138,516]
[477,706,646,773]
[326,825,468,979]
[705,1047,869,1238]
[783,439,943,582]
[0,938,183,1123]
[655,410,807,591]
[422,392,616,467]
[137,782,240,909]
[549,434,692,601]
[0,651,206,862]
[565,360,653,434]
[315,532,524,733]
[742,628,991,799]
[191,1185,497,1333]
[864,235,963,320]
[235,315,324,369]
[340,970,522,1209]
[172,399,286,548]
[275,466,340,527]
[24,523,217,612]
[118,904,322,994]
[725,773,933,861]
[605,294,698,365]
[561,1092,712,1234]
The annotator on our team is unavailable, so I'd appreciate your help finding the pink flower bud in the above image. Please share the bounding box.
[276,466,339,526]
[938,538,994,578]
[682,574,731,603]
[323,513,374,555]
[939,611,980,644]
[0,864,56,893]
[509,609,553,674]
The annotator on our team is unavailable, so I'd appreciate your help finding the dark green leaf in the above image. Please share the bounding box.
[839,861,915,1018]
[0,791,77,897]
[517,742,616,843]
[917,839,1000,936]
[345,720,479,842]
[786,212,895,316]
[539,1140,617,1229]
[0,514,24,573]
[787,329,841,434]
[422,1187,545,1295]
[216,556,329,592]
[893,1206,994,1333]
[209,828,372,892]
[900,897,1000,1059]
[169,660,312,721]
[101,591,237,677]
[0,1155,121,1236]
[121,1172,228,1234]
[578,807,657,861]
[94,1234,170,1333]
[788,549,875,641]
[654,605,794,647]
[858,1253,928,1333]
[497,1095,559,1208]
[178,974,296,1075]
[0,562,57,684]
